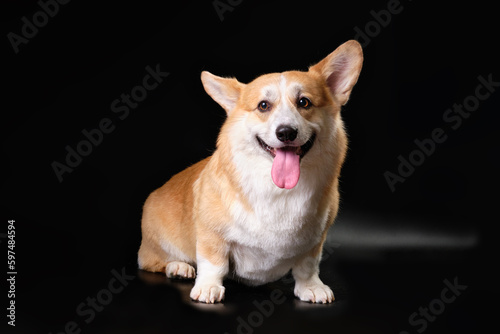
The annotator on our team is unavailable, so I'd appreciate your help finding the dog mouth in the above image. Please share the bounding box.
[256,133,316,159]
[256,133,316,190]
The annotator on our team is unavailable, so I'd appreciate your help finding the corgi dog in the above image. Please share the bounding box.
[138,40,363,303]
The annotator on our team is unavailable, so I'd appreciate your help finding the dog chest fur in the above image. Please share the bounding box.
[226,190,331,285]
[138,40,363,303]
[204,125,336,285]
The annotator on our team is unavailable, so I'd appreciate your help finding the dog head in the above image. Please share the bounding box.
[201,40,363,189]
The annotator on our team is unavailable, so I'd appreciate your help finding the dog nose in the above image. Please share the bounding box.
[276,125,298,142]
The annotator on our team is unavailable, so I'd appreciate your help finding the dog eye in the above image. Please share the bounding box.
[258,100,271,112]
[297,97,312,109]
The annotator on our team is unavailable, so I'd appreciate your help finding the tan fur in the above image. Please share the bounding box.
[139,158,209,271]
[138,40,362,303]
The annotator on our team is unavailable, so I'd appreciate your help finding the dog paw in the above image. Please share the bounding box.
[166,261,196,279]
[294,283,335,303]
[190,284,225,303]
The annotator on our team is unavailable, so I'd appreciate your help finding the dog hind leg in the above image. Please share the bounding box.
[165,261,196,279]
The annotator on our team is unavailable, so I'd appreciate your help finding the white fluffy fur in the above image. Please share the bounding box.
[139,40,363,304]
[190,255,227,303]
[221,76,339,285]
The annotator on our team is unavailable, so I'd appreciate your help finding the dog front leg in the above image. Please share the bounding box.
[190,238,229,303]
[292,248,334,304]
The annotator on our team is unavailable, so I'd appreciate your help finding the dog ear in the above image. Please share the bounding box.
[309,40,363,106]
[201,71,244,115]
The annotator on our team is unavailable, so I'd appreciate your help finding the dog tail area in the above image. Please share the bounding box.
[138,242,196,279]
[138,157,210,278]
[137,242,168,273]
[138,160,205,275]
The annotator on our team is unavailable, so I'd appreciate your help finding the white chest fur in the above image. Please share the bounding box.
[224,147,331,285]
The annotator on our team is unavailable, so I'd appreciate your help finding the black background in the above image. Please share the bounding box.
[2,0,499,333]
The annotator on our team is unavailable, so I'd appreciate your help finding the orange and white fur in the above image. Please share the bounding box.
[138,40,363,303]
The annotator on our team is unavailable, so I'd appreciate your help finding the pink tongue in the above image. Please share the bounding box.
[271,148,300,189]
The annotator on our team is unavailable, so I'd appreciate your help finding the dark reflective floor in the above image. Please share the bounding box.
[20,212,489,334]
[7,207,495,334]
[130,241,479,334]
